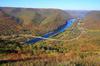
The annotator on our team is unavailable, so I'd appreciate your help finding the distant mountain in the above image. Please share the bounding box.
[0,7,70,35]
[66,10,89,18]
[83,11,100,29]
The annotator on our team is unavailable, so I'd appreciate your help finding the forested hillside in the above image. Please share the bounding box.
[0,7,70,35]
[83,11,100,29]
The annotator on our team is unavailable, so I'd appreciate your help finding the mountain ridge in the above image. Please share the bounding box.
[0,7,70,35]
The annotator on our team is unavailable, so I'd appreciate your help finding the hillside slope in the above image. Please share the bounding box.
[83,11,100,30]
[0,7,70,35]
[0,9,22,35]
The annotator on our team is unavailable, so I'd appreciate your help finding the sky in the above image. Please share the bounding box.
[0,0,100,10]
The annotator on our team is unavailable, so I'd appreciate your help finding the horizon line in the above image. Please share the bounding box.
[0,6,100,11]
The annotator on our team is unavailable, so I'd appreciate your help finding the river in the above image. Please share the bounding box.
[25,18,76,44]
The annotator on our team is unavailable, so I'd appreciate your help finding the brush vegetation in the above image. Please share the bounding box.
[0,7,100,66]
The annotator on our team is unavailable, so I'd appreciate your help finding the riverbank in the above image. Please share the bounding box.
[0,18,100,66]
[25,18,76,44]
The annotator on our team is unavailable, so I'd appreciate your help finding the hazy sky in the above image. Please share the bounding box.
[0,0,100,10]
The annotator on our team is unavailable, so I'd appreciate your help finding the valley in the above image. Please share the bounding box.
[0,7,100,66]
